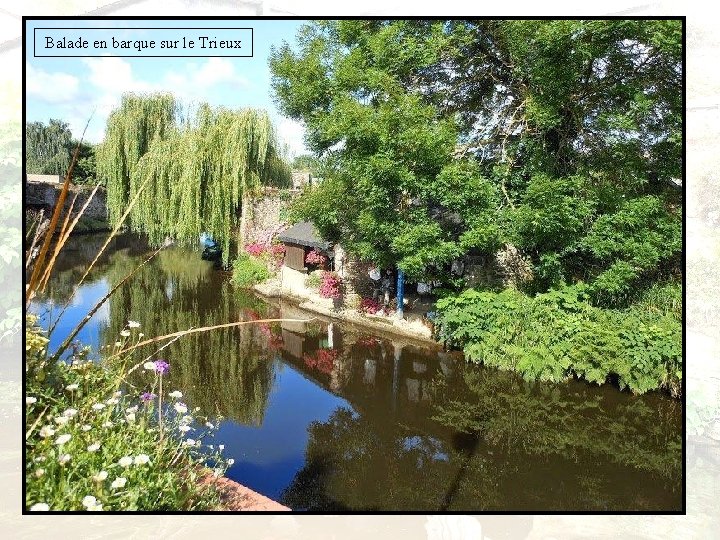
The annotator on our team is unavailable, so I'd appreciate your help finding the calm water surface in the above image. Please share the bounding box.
[32,234,683,511]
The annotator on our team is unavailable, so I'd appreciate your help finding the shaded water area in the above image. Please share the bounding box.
[31,234,683,512]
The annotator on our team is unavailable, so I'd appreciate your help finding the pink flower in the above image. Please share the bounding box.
[319,271,342,299]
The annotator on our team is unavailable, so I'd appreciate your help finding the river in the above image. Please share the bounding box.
[31,233,683,511]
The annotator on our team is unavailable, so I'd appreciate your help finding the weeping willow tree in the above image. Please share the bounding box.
[99,94,292,265]
[97,93,178,224]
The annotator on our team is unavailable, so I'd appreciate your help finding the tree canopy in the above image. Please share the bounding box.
[270,19,682,303]
[97,93,292,264]
[26,119,97,184]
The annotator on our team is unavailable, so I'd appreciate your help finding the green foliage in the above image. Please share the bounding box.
[436,285,681,395]
[291,154,322,175]
[25,119,72,176]
[230,253,270,288]
[98,93,177,226]
[581,195,682,304]
[71,140,98,185]
[271,20,682,294]
[98,94,292,265]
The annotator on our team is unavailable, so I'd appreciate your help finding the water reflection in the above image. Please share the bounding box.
[32,234,683,511]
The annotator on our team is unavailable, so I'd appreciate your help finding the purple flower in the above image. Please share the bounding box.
[140,392,156,403]
[154,360,170,375]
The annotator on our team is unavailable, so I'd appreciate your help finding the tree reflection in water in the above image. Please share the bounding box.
[280,340,681,511]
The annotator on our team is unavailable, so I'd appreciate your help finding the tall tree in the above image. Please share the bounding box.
[270,20,682,301]
[25,119,73,176]
[97,93,177,225]
[98,94,292,264]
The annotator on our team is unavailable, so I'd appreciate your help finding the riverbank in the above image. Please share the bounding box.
[200,472,290,511]
[254,277,439,346]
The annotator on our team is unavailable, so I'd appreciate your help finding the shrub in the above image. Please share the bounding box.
[435,285,682,396]
[231,254,270,288]
[318,271,342,299]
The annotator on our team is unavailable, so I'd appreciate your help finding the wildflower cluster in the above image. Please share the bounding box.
[25,321,229,512]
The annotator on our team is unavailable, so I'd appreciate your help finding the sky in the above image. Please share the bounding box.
[24,19,309,156]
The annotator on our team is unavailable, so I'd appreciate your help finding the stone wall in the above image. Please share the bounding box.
[242,188,299,247]
[25,181,108,222]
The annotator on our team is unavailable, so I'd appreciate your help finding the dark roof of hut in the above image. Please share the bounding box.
[277,222,332,250]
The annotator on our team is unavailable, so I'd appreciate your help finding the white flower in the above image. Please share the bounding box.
[138,333,145,338]
[183,438,196,447]
[126,406,138,414]
[168,390,183,399]
[58,454,71,465]
[65,384,79,391]
[126,413,136,423]
[179,425,191,433]
[118,456,133,467]
[213,468,222,478]
[34,456,46,463]
[113,391,122,398]
[92,471,108,482]
[227,458,235,466]
[115,341,121,347]
[81,424,92,432]
[143,362,156,370]
[63,408,78,418]
[173,403,188,414]
[205,422,215,429]
[106,398,119,405]
[54,434,71,445]
[194,407,200,412]
[128,320,140,328]
[180,415,193,424]
[120,330,130,337]
[88,503,103,511]
[81,495,97,508]
[91,403,105,410]
[54,416,69,426]
[29,503,49,511]
[134,454,150,465]
[34,468,45,478]
[111,477,127,489]
[87,443,101,452]
[218,444,224,451]
[26,396,37,405]
[39,426,55,438]
[102,421,113,428]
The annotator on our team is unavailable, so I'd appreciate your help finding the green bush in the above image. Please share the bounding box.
[436,285,682,396]
[230,254,270,288]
